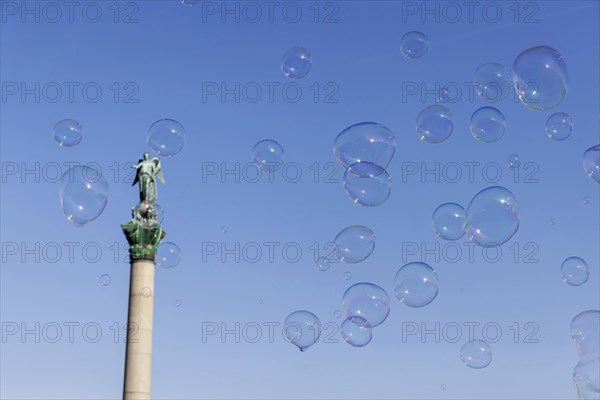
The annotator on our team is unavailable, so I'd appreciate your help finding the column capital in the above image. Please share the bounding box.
[121,220,166,262]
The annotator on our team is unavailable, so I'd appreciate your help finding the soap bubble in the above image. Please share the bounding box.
[441,384,447,391]
[342,283,390,327]
[343,271,352,281]
[394,262,439,307]
[546,112,572,140]
[53,119,82,147]
[461,340,492,369]
[432,203,466,241]
[99,274,111,286]
[512,45,568,111]
[550,218,557,226]
[60,166,109,227]
[582,196,590,205]
[334,310,342,319]
[470,106,506,143]
[147,119,185,157]
[284,310,321,352]
[156,242,181,269]
[141,287,152,298]
[334,226,375,263]
[333,122,396,169]
[507,154,521,170]
[316,257,332,272]
[175,300,182,307]
[133,201,164,227]
[561,257,589,286]
[340,316,373,347]
[465,186,519,247]
[180,0,200,5]
[258,298,264,304]
[473,63,512,102]
[281,47,312,79]
[570,310,600,399]
[343,162,391,207]
[252,139,284,172]
[400,31,429,59]
[416,105,454,144]
[582,145,600,183]
[221,226,228,233]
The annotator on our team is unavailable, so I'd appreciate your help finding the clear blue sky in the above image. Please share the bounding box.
[1,1,599,399]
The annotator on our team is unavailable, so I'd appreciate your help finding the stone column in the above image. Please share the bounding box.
[121,218,165,400]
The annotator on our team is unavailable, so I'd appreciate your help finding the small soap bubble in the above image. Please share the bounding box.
[343,271,352,281]
[99,274,111,286]
[432,203,466,241]
[333,122,396,169]
[147,119,185,157]
[512,45,568,111]
[400,31,429,59]
[334,310,342,319]
[281,47,312,79]
[416,105,454,144]
[252,139,284,172]
[561,257,589,286]
[507,154,521,170]
[258,298,264,305]
[441,384,447,391]
[470,106,506,143]
[175,300,182,307]
[134,201,164,227]
[141,287,153,298]
[284,310,321,352]
[582,196,589,205]
[460,340,492,369]
[550,218,557,226]
[156,242,181,269]
[582,145,600,183]
[343,162,391,207]
[340,316,373,347]
[546,112,572,140]
[53,119,83,147]
[180,0,200,5]
[221,226,228,233]
[316,257,332,272]
[342,283,390,327]
[334,226,376,263]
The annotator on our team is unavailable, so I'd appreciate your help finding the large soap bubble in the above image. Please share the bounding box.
[53,119,83,147]
[570,310,600,399]
[281,47,312,79]
[460,340,492,369]
[147,119,185,157]
[340,316,373,347]
[342,283,390,327]
[60,166,109,227]
[546,112,572,141]
[512,45,568,111]
[334,226,375,263]
[432,202,466,241]
[470,106,506,143]
[252,139,285,172]
[343,162,391,207]
[400,31,429,59]
[156,242,181,269]
[394,262,439,308]
[333,122,396,169]
[416,105,454,144]
[582,145,600,183]
[284,310,321,352]
[465,186,520,247]
[473,63,512,102]
[561,257,589,286]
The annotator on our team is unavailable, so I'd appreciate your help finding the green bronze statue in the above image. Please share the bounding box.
[132,152,165,203]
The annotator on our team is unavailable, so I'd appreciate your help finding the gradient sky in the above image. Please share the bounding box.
[1,1,599,399]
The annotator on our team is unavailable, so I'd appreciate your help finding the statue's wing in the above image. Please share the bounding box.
[153,158,165,184]
[131,159,143,186]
